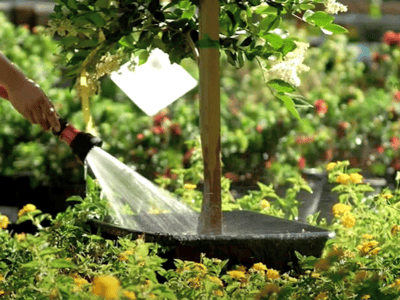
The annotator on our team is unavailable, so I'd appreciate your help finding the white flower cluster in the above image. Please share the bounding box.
[95,52,122,79]
[324,0,348,14]
[263,41,310,87]
[47,19,77,37]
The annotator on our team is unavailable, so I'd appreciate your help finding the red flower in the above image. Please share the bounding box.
[376,145,385,154]
[295,135,315,144]
[394,91,400,102]
[151,126,166,135]
[170,123,182,135]
[383,31,400,46]
[183,148,195,163]
[163,168,178,180]
[392,157,400,170]
[298,156,306,169]
[224,172,239,182]
[265,160,273,169]
[256,124,263,133]
[314,99,328,115]
[136,133,144,140]
[146,148,158,157]
[390,137,400,150]
[153,111,168,126]
[372,52,381,63]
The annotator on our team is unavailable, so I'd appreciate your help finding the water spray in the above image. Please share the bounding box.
[53,118,103,163]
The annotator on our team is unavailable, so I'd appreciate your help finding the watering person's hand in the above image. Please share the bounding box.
[0,53,61,132]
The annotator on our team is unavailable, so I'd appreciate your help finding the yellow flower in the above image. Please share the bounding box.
[0,215,9,229]
[349,173,363,184]
[18,204,36,217]
[0,290,4,296]
[194,263,207,273]
[119,250,134,261]
[361,295,371,300]
[0,275,4,281]
[252,262,267,272]
[213,290,224,297]
[184,183,197,190]
[123,290,136,299]
[314,292,328,300]
[92,275,120,299]
[343,250,356,259]
[341,213,356,228]
[370,247,381,255]
[362,234,373,240]
[326,162,337,171]
[311,272,321,279]
[208,276,223,286]
[390,278,400,288]
[227,270,246,280]
[357,240,379,256]
[187,277,201,289]
[382,192,394,200]
[73,276,89,291]
[266,269,280,280]
[260,200,270,210]
[391,225,400,236]
[16,233,26,242]
[336,173,351,184]
[332,203,352,217]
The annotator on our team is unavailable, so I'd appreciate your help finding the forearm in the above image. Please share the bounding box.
[0,53,27,92]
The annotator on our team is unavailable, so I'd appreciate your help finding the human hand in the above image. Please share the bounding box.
[6,79,61,132]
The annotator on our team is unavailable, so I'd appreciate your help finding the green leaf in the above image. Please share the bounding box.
[300,3,315,10]
[50,259,77,269]
[248,0,261,6]
[255,5,278,15]
[259,15,281,32]
[119,35,135,49]
[305,11,335,27]
[95,0,111,9]
[264,33,283,49]
[59,36,80,47]
[66,195,83,202]
[84,12,107,26]
[276,93,301,120]
[21,260,40,269]
[138,50,150,65]
[268,79,296,93]
[322,23,349,34]
[67,0,78,10]
[280,39,297,56]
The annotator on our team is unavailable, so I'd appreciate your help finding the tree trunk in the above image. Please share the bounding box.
[197,0,222,235]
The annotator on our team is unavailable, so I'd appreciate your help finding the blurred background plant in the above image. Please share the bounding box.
[2,7,400,215]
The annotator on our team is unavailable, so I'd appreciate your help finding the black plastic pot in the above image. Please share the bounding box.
[88,210,334,272]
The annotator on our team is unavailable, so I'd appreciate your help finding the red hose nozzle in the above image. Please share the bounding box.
[53,118,103,163]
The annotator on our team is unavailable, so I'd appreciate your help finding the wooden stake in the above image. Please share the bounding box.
[197,0,222,235]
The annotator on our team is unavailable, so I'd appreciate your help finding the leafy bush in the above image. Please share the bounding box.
[2,162,400,299]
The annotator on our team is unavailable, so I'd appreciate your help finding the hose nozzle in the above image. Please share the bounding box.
[53,118,102,163]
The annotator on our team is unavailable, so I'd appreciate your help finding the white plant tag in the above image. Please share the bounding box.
[110,49,198,116]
